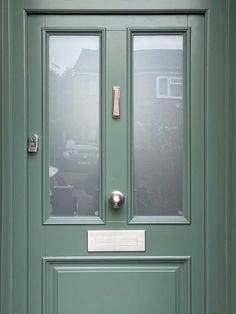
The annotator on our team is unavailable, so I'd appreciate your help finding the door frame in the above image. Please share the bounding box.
[0,0,233,314]
[229,0,236,313]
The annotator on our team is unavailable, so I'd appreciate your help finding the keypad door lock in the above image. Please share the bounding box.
[28,134,39,153]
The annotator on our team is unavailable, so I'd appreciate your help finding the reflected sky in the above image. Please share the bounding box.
[133,35,183,51]
[49,35,183,75]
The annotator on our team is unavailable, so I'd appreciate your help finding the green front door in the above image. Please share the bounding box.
[27,14,204,314]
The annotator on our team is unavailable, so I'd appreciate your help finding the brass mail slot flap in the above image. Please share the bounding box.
[88,230,145,252]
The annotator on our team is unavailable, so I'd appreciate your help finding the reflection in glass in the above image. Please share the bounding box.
[133,35,184,216]
[49,35,100,217]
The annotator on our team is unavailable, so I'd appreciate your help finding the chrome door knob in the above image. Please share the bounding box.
[108,191,125,209]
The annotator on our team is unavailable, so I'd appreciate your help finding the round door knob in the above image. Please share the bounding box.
[108,191,125,209]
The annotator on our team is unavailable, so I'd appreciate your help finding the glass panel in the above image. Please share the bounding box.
[49,35,100,217]
[133,35,184,216]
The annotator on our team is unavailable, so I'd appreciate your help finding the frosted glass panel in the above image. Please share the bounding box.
[49,35,100,217]
[133,35,184,216]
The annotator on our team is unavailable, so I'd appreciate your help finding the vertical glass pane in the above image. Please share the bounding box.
[49,35,100,217]
[133,35,184,216]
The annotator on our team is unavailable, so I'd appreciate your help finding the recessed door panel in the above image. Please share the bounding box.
[44,258,189,314]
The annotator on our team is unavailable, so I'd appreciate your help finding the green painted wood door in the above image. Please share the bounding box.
[27,14,204,314]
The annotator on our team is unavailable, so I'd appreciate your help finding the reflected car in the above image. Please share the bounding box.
[62,140,99,171]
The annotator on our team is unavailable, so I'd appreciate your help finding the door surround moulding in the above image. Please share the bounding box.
[1,1,231,314]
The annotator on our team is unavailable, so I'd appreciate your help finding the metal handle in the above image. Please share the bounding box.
[112,86,120,119]
[108,191,125,209]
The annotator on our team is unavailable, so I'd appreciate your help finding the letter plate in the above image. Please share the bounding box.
[88,230,145,252]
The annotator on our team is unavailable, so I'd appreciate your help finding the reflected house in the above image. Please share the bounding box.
[50,47,183,216]
[49,48,100,172]
[133,48,183,146]
[50,47,182,172]
[69,48,100,150]
[64,48,100,171]
[133,48,183,216]
[134,49,183,103]
[49,48,100,216]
